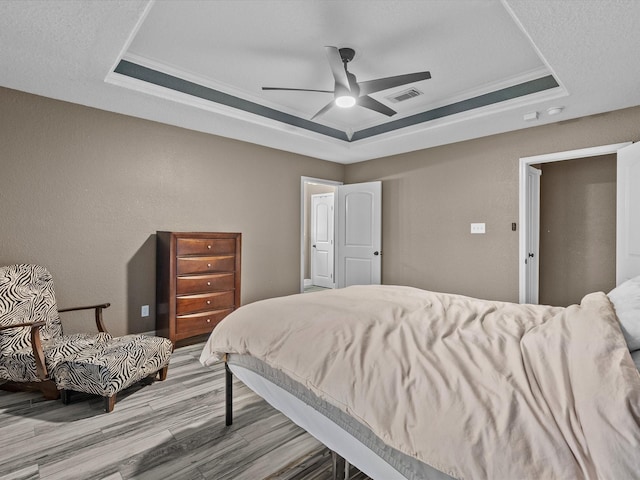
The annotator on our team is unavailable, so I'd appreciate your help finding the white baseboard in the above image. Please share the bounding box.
[304,278,312,287]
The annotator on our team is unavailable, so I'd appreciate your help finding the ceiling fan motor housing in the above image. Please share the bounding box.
[339,47,355,63]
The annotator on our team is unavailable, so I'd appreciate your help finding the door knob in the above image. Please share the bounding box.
[374,251,380,256]
[312,244,317,248]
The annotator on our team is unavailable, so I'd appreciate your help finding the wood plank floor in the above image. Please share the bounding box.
[0,342,370,480]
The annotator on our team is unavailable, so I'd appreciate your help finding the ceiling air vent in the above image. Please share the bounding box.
[386,87,423,103]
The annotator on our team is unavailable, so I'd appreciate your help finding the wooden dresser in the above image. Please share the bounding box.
[156,232,241,344]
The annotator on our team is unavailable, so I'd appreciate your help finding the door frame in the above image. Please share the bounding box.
[301,176,342,293]
[518,142,631,303]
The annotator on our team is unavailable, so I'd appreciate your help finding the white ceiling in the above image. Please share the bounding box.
[2,0,640,164]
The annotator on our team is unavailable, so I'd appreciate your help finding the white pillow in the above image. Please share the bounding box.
[632,350,640,372]
[608,275,640,351]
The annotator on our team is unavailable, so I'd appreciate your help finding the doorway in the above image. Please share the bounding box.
[300,177,383,293]
[537,156,617,306]
[301,177,341,293]
[518,142,631,304]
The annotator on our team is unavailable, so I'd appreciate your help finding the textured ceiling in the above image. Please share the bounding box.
[1,1,640,163]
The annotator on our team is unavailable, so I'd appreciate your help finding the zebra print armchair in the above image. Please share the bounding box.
[0,264,173,412]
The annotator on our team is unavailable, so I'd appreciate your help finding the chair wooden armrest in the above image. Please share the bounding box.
[0,320,44,331]
[58,303,111,333]
[0,321,48,379]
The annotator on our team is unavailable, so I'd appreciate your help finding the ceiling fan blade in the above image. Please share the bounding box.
[357,95,397,116]
[262,87,333,93]
[358,71,431,96]
[324,46,350,93]
[311,99,335,120]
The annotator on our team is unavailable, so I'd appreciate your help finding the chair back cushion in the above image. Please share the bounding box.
[0,264,63,354]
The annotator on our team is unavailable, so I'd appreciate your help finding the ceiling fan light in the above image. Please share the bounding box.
[335,95,356,108]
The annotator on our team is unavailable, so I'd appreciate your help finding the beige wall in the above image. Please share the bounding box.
[538,155,617,306]
[345,107,640,302]
[0,87,344,336]
[3,87,640,337]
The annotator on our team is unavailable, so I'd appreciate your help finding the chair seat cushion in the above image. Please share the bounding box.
[51,335,173,397]
[0,332,113,383]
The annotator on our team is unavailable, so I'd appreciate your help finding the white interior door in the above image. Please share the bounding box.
[311,193,334,288]
[524,166,541,303]
[617,142,640,284]
[336,181,382,288]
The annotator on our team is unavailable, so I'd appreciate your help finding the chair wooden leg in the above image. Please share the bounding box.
[38,380,60,400]
[158,365,169,381]
[104,395,116,413]
[0,380,60,400]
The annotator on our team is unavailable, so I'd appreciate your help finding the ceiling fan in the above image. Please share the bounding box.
[262,46,431,120]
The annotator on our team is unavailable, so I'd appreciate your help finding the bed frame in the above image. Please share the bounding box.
[223,352,458,480]
[225,360,354,480]
[225,362,233,427]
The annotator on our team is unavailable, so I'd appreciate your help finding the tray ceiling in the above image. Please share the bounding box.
[2,1,640,163]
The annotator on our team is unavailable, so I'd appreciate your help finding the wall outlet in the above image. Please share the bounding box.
[141,305,150,317]
[470,223,486,234]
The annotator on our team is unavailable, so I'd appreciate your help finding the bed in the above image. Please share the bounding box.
[200,282,640,480]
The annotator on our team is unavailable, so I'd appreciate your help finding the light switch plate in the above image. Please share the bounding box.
[141,305,150,317]
[470,223,486,234]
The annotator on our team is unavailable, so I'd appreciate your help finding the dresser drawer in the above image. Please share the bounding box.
[176,256,236,275]
[177,238,237,256]
[176,273,234,295]
[176,308,234,336]
[176,290,235,315]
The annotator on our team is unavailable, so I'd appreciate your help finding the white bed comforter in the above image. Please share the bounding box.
[200,285,640,480]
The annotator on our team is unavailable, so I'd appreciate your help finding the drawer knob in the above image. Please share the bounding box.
[207,318,211,323]
[207,300,211,305]
[207,281,211,286]
[207,245,212,249]
[207,263,212,268]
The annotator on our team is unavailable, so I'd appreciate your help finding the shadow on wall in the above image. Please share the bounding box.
[126,234,157,335]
